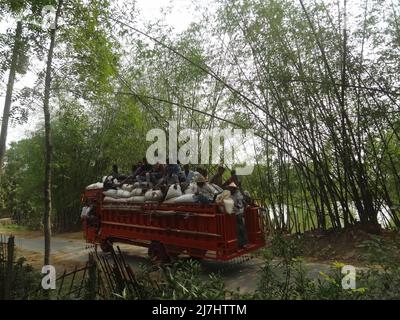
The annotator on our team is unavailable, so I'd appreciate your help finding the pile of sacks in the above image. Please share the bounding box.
[163,184,188,203]
[162,182,225,204]
[85,176,118,190]
[86,182,103,190]
[103,181,155,203]
[86,176,238,214]
[215,190,235,214]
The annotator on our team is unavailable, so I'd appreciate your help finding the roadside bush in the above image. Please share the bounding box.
[157,259,227,299]
[356,236,400,299]
[0,257,41,300]
[114,259,228,300]
[255,234,400,300]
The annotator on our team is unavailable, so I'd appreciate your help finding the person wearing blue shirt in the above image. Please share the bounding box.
[182,164,194,183]
[157,158,180,185]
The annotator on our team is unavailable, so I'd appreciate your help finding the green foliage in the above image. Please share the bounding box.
[113,259,228,300]
[0,223,29,233]
[357,236,400,299]
[0,256,41,300]
[157,259,226,300]
[1,96,152,230]
[253,234,400,300]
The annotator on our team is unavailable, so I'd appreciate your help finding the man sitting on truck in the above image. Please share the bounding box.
[132,161,143,178]
[209,165,225,187]
[181,164,194,183]
[136,157,153,183]
[196,166,208,180]
[149,161,165,185]
[103,164,120,190]
[194,175,216,204]
[164,158,181,184]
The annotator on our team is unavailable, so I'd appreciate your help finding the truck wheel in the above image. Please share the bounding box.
[148,241,169,264]
[189,248,207,260]
[165,245,181,261]
[100,240,113,253]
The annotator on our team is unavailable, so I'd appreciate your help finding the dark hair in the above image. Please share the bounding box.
[197,166,207,176]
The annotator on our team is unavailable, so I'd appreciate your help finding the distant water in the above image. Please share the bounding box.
[262,202,393,229]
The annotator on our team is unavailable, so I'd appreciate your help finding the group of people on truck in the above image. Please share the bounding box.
[108,159,243,197]
[104,160,251,248]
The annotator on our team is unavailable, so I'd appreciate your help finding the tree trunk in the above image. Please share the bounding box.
[43,0,63,267]
[0,21,22,171]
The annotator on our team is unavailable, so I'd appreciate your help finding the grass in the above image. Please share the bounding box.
[0,223,30,233]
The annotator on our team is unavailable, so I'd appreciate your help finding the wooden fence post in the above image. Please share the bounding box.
[4,235,15,299]
[85,252,98,300]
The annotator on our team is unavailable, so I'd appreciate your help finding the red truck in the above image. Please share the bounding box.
[81,188,265,262]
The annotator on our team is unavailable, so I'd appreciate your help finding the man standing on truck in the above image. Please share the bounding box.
[227,182,248,248]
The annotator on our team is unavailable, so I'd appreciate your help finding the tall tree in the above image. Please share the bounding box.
[43,0,63,266]
[0,21,22,170]
[0,0,55,171]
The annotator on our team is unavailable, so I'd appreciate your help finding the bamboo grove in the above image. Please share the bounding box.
[0,0,399,234]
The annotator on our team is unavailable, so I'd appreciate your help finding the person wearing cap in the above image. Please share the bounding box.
[227,182,248,248]
[209,165,225,187]
[194,174,216,204]
[222,170,241,189]
[196,166,208,180]
[154,158,181,188]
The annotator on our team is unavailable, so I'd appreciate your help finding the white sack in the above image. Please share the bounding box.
[165,184,182,200]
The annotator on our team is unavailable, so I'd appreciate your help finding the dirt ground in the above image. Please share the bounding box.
[5,226,395,268]
[284,226,400,265]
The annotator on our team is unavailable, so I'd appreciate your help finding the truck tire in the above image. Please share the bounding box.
[148,241,169,263]
[100,240,113,253]
[189,248,207,260]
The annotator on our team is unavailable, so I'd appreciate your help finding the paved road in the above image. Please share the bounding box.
[8,233,338,293]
